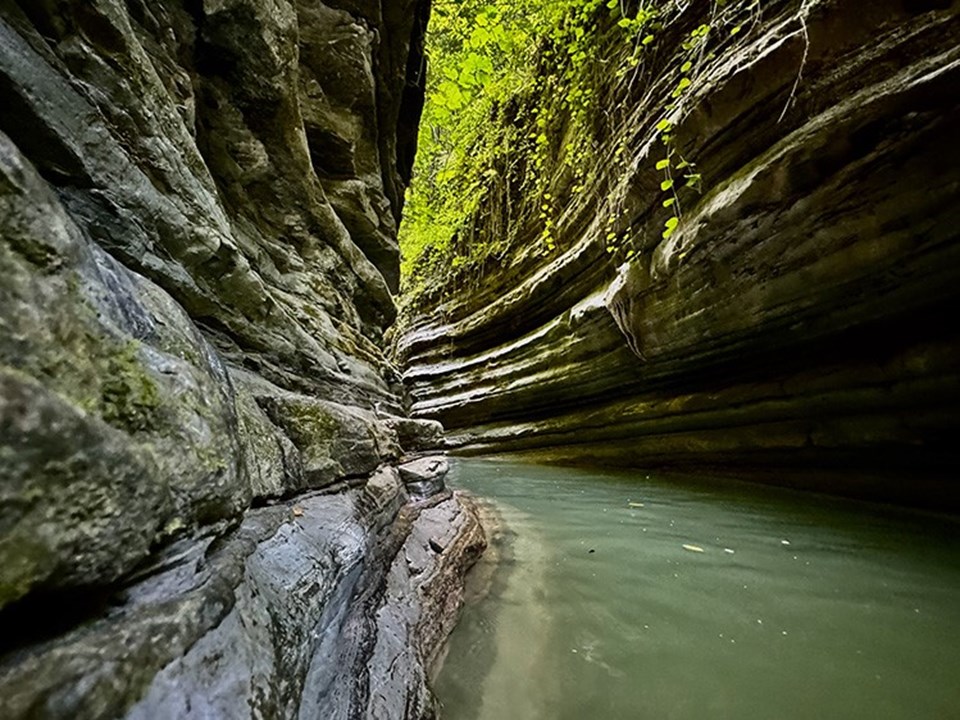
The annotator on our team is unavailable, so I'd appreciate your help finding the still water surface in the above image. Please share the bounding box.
[436,459,960,720]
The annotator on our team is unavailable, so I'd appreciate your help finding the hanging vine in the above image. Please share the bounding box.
[399,0,758,309]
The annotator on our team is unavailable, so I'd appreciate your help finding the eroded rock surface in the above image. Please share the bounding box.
[398,0,960,507]
[0,0,484,717]
[0,469,485,719]
[399,456,450,499]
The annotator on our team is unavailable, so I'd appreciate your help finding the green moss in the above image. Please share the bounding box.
[3,254,163,433]
[0,536,52,610]
[98,342,162,433]
[28,334,163,434]
[280,402,340,449]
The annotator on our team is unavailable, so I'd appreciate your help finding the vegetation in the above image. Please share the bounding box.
[100,342,161,432]
[400,0,758,309]
[400,0,617,299]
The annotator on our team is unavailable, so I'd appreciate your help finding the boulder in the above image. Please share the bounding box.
[398,456,451,499]
[385,416,446,453]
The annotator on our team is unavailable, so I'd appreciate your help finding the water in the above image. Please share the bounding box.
[436,459,960,720]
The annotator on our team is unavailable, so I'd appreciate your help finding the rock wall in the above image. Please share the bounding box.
[0,0,486,717]
[398,0,960,507]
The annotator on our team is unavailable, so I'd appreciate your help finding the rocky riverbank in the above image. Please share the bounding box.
[0,458,485,718]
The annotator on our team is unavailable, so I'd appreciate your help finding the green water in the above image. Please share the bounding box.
[436,459,960,720]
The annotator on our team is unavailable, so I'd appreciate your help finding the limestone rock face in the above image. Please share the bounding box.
[384,416,446,453]
[398,0,960,507]
[0,470,485,720]
[0,1,481,718]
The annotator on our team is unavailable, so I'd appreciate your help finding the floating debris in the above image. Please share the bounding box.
[628,502,645,508]
[781,539,791,546]
[682,544,705,553]
[724,548,735,554]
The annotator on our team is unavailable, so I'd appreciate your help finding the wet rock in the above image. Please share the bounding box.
[0,132,247,608]
[0,369,165,609]
[398,456,451,499]
[0,0,454,716]
[259,391,402,488]
[232,376,306,501]
[0,473,483,720]
[362,492,486,718]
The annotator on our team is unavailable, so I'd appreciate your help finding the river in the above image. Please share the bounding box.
[435,459,960,720]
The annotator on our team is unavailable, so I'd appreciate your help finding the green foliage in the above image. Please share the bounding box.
[400,0,629,300]
[399,0,758,307]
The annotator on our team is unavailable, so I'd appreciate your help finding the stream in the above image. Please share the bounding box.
[435,459,960,720]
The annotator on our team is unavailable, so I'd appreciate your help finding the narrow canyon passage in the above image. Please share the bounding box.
[395,0,960,506]
[0,0,958,718]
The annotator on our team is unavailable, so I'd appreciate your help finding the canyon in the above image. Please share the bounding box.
[0,0,958,717]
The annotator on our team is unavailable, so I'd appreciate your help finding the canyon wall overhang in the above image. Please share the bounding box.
[398,0,960,508]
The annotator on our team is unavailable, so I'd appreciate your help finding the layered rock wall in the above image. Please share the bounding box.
[398,0,960,507]
[0,0,487,717]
